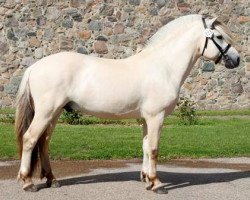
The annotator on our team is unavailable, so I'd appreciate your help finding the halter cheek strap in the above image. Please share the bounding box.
[201,18,209,56]
[201,17,231,64]
[214,42,231,64]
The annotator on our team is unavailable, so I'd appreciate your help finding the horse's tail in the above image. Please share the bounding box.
[15,67,38,175]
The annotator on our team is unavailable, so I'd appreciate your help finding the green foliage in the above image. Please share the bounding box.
[0,108,15,115]
[0,114,15,124]
[177,97,198,125]
[61,110,82,125]
[60,110,129,125]
[136,118,144,125]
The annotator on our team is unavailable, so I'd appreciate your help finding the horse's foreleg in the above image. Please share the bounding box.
[141,120,148,182]
[144,112,167,194]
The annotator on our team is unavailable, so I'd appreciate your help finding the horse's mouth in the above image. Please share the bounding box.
[224,57,240,69]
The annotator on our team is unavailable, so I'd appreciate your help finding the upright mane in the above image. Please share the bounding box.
[146,14,202,47]
[146,14,233,48]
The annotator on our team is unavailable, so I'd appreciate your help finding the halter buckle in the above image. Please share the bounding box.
[204,28,213,38]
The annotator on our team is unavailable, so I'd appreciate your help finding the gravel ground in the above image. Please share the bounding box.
[0,158,249,200]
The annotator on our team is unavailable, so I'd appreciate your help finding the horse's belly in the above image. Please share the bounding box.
[70,102,141,119]
[83,109,141,119]
[70,80,142,118]
[68,97,142,119]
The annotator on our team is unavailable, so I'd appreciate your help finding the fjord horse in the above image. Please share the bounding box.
[16,14,240,193]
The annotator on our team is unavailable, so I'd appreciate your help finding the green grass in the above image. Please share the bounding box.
[1,108,250,126]
[195,109,250,116]
[1,108,250,116]
[0,108,15,115]
[0,118,249,160]
[0,124,15,159]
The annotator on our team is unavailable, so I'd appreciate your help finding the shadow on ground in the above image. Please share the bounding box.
[38,170,250,191]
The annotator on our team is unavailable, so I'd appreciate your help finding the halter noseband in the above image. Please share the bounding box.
[201,17,231,64]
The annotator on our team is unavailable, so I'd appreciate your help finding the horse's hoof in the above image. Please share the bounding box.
[23,184,38,192]
[47,180,60,188]
[141,177,146,182]
[51,180,60,188]
[140,171,146,182]
[153,186,168,194]
[145,183,153,190]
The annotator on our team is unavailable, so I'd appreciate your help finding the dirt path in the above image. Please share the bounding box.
[0,158,249,200]
[0,158,250,180]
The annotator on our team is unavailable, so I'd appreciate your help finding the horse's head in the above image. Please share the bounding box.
[200,17,240,69]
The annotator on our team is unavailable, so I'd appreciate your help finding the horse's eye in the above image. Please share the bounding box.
[216,35,223,40]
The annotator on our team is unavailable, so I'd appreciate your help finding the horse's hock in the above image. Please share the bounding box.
[0,0,249,109]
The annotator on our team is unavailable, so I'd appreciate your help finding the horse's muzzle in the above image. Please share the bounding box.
[224,55,240,69]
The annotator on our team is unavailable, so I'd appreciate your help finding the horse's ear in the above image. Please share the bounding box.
[207,17,217,28]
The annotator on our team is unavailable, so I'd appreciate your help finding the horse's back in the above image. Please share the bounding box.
[30,52,87,72]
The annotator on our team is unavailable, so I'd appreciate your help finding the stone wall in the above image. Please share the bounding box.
[0,0,249,109]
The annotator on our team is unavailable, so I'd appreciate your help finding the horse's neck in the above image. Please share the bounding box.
[138,27,201,88]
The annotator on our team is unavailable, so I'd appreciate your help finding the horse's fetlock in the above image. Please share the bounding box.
[18,170,29,182]
[141,171,147,182]
[150,149,158,159]
[147,175,157,182]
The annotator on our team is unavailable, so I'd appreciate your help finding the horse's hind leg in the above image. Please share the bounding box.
[18,112,52,191]
[18,107,62,191]
[39,112,62,188]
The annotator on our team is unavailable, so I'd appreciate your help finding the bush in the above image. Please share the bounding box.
[136,118,144,125]
[0,114,15,124]
[61,110,82,125]
[60,110,130,125]
[177,97,198,125]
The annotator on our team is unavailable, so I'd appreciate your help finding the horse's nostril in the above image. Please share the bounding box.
[237,57,240,65]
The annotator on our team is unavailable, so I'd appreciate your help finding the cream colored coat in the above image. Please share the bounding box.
[16,14,240,193]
